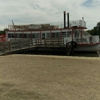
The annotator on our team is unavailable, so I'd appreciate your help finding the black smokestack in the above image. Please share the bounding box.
[64,11,66,28]
[67,13,69,28]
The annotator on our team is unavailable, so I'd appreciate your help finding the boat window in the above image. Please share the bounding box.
[27,34,31,38]
[51,33,55,38]
[62,32,66,37]
[19,34,23,38]
[46,33,50,38]
[58,33,60,38]
[16,34,19,38]
[32,34,35,38]
[23,34,27,38]
[32,33,40,38]
[8,34,12,38]
[42,33,45,39]
[51,32,60,38]
[11,34,15,38]
[35,33,40,38]
[67,31,71,37]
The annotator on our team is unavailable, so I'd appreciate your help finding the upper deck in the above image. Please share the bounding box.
[8,20,86,31]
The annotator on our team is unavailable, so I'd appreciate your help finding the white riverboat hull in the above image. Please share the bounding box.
[74,43,100,52]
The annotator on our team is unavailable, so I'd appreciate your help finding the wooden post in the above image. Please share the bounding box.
[44,39,46,47]
[8,41,11,54]
[28,39,30,48]
[19,39,22,51]
[3,42,5,55]
[36,39,37,47]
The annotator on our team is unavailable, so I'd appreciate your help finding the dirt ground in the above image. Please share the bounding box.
[0,54,100,100]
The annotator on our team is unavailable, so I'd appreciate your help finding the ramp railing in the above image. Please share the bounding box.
[0,39,35,55]
[0,38,65,55]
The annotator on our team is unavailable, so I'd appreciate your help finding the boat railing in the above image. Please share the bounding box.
[8,20,86,30]
[74,38,89,44]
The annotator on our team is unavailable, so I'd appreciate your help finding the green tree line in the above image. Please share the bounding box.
[0,28,8,35]
[86,22,100,37]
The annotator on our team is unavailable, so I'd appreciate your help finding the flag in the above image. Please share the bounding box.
[12,20,16,31]
[12,20,14,26]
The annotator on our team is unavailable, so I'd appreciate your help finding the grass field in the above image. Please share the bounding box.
[0,54,100,100]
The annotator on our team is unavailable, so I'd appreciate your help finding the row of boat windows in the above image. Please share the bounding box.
[7,31,71,38]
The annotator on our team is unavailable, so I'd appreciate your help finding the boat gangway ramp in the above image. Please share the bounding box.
[0,38,65,55]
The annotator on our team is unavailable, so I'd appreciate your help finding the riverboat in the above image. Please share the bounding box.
[5,11,100,55]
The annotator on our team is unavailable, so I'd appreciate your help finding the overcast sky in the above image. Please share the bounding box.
[0,0,100,30]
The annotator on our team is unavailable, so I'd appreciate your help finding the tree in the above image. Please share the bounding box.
[97,22,100,36]
[86,22,100,37]
[0,28,8,35]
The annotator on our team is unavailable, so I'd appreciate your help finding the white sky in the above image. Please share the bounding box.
[0,0,100,30]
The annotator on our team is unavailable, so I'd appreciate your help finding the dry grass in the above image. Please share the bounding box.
[0,54,100,100]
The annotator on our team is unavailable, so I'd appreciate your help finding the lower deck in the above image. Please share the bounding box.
[0,38,100,56]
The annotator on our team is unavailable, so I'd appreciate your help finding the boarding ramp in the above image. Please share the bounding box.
[0,39,36,55]
[0,38,64,55]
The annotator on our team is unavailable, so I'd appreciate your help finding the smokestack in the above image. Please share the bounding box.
[67,13,69,28]
[64,11,66,28]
